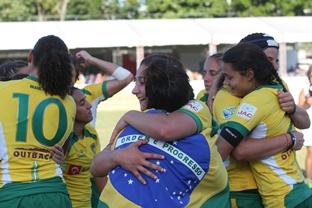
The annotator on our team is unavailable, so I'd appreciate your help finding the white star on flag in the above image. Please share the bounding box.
[128,179,133,184]
[124,173,128,177]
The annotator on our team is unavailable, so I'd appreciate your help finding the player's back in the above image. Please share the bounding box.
[0,76,75,187]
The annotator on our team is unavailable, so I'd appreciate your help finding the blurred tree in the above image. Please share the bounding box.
[145,0,229,18]
[101,0,120,19]
[59,0,70,20]
[0,0,311,21]
[36,0,58,21]
[230,0,312,16]
[0,0,70,21]
[119,0,141,19]
[0,0,35,21]
[67,0,105,20]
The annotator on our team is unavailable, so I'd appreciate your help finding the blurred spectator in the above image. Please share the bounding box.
[299,65,312,188]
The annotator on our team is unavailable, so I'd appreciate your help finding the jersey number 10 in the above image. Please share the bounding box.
[14,93,68,147]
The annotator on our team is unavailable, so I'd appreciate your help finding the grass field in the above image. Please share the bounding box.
[94,83,308,173]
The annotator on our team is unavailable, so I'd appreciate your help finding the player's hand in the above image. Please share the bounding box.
[51,144,65,165]
[278,91,296,114]
[115,141,165,184]
[291,131,304,151]
[76,50,93,68]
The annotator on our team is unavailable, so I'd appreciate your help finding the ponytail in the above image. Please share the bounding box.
[270,67,288,92]
[32,35,72,99]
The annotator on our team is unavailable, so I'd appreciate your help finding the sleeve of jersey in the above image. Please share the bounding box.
[83,81,109,104]
[195,89,205,100]
[212,88,241,125]
[95,133,101,153]
[220,89,270,147]
[219,122,248,147]
[176,100,211,133]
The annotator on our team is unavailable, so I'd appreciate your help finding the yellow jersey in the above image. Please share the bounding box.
[196,89,208,103]
[213,88,257,191]
[220,84,305,207]
[63,124,100,208]
[0,76,75,187]
[82,81,109,127]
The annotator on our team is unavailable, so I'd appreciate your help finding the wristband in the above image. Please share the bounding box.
[287,132,296,150]
[288,105,296,115]
[112,66,131,80]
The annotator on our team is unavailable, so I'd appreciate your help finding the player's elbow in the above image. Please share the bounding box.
[124,73,134,84]
[302,117,311,129]
[90,160,98,176]
[90,159,104,177]
[158,124,176,141]
[232,148,249,162]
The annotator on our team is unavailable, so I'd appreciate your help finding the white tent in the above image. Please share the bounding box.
[1,16,312,74]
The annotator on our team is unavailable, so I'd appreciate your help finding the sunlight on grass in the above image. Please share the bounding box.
[95,83,139,147]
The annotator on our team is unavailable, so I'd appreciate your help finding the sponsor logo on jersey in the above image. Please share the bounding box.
[67,164,82,175]
[30,85,42,91]
[13,148,51,161]
[223,106,236,119]
[236,103,257,120]
[183,100,203,113]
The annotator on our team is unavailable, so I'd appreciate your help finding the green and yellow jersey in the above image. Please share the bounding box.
[220,84,307,207]
[0,76,75,199]
[179,100,228,207]
[63,124,100,208]
[82,81,109,127]
[213,88,257,192]
[196,89,208,103]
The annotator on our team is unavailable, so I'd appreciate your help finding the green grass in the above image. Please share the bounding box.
[94,85,307,173]
[95,85,139,147]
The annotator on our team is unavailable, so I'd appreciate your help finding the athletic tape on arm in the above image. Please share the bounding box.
[112,66,131,80]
